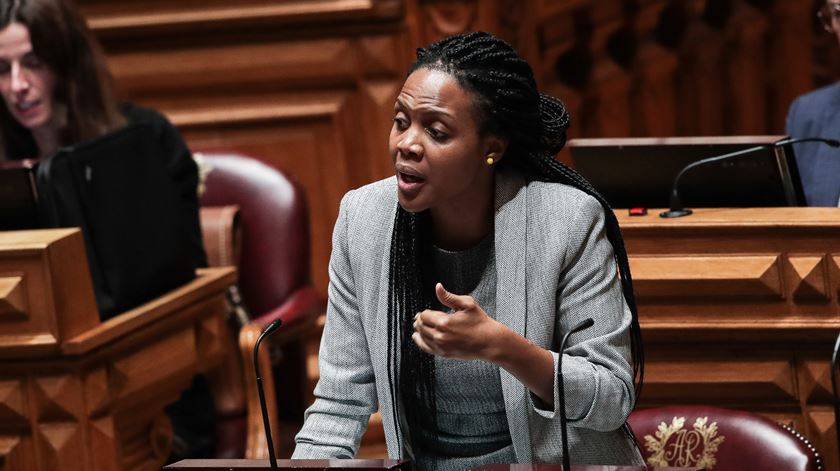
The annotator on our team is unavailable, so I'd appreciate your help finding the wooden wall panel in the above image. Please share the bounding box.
[77,0,840,299]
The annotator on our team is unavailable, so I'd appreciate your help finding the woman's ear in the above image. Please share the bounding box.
[484,135,509,164]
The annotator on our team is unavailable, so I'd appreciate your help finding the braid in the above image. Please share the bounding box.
[388,31,644,456]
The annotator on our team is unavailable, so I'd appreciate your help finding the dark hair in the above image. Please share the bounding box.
[387,31,643,454]
[0,0,123,157]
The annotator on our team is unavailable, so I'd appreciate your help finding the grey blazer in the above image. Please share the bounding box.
[293,168,643,466]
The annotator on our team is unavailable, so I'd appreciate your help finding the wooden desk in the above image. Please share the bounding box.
[618,207,840,468]
[0,229,236,471]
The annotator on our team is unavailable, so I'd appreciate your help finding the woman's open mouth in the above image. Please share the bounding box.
[396,169,426,196]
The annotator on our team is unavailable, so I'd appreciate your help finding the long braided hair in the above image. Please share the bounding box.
[387,31,643,454]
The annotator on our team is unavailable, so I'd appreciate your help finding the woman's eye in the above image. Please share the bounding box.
[393,117,408,130]
[0,62,9,75]
[427,127,447,141]
[21,55,43,69]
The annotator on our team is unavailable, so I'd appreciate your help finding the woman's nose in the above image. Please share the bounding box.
[9,63,28,94]
[397,129,423,159]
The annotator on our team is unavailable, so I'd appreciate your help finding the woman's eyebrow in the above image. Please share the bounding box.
[395,97,454,120]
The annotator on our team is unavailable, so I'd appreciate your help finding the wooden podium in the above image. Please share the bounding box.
[618,207,840,469]
[0,228,236,471]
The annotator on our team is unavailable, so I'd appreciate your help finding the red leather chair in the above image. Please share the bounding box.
[629,406,823,471]
[197,152,322,459]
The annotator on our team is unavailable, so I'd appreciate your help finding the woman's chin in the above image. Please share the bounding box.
[397,195,427,214]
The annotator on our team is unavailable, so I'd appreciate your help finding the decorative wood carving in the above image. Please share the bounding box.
[643,358,796,401]
[789,255,830,301]
[799,360,832,404]
[0,230,236,471]
[0,275,26,319]
[621,207,840,467]
[630,255,783,299]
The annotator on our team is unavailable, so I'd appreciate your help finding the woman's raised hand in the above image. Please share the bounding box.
[411,282,506,361]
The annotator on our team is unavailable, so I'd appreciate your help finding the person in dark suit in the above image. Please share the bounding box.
[0,0,212,460]
[785,0,840,206]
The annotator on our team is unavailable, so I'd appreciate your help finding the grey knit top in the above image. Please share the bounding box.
[411,235,515,471]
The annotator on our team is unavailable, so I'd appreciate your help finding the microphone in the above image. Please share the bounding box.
[659,136,840,218]
[558,317,595,471]
[831,330,840,466]
[254,319,283,471]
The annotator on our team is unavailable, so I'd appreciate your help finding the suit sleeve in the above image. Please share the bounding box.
[154,114,208,268]
[531,194,635,432]
[785,95,802,137]
[293,193,378,458]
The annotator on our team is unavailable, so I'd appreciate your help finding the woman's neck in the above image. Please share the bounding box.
[32,103,66,158]
[430,180,495,251]
[32,125,59,158]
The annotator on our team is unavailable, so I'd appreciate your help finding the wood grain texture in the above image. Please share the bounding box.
[621,208,840,471]
[0,231,235,471]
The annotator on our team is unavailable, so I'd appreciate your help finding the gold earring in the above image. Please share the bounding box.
[486,156,495,165]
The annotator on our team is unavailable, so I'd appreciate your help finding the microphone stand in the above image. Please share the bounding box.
[660,136,840,218]
[558,317,595,470]
[254,319,283,471]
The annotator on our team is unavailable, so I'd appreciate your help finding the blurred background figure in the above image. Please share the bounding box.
[785,0,840,206]
[0,0,212,461]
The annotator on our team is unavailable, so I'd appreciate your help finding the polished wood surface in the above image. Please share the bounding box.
[0,229,236,471]
[617,207,840,470]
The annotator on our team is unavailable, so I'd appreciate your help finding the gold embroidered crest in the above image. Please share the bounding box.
[643,416,725,469]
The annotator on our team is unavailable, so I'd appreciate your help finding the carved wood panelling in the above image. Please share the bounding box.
[0,379,27,427]
[799,360,833,404]
[81,0,403,37]
[32,375,83,422]
[0,276,26,319]
[789,255,831,301]
[0,435,32,471]
[806,409,837,471]
[643,358,796,401]
[630,255,783,299]
[109,329,197,403]
[623,208,840,465]
[0,231,99,357]
[36,422,84,471]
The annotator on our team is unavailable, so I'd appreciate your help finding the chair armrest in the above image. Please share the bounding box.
[238,286,324,459]
[250,286,324,344]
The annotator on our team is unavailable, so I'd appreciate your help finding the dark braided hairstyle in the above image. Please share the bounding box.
[387,31,643,455]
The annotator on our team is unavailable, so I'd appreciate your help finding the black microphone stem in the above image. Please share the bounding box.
[660,136,840,218]
[254,319,282,471]
[558,317,595,471]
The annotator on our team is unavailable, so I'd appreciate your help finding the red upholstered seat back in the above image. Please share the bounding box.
[629,406,823,471]
[198,153,310,317]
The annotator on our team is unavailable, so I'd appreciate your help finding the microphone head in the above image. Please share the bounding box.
[826,139,840,148]
[262,319,283,336]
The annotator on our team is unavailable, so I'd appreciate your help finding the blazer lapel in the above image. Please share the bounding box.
[493,168,533,462]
